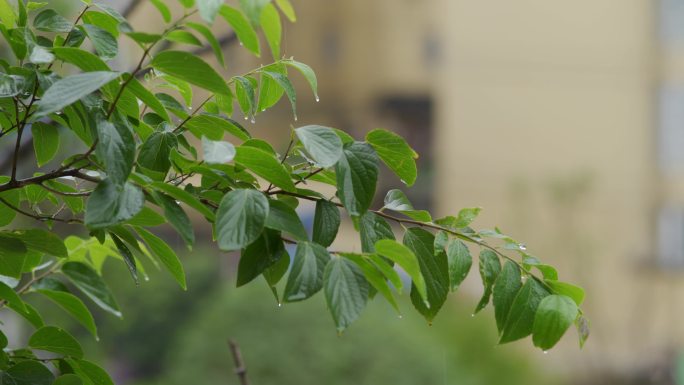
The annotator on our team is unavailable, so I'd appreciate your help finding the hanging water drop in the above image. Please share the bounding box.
[250,117,256,124]
[315,97,320,102]
[261,109,266,112]
[471,313,475,317]
[277,303,282,308]
[398,314,403,319]
[543,351,548,355]
[244,116,248,120]
[519,244,527,251]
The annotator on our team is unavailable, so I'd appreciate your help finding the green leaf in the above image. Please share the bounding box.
[341,252,399,313]
[61,261,121,318]
[284,241,330,302]
[374,239,427,304]
[96,118,135,185]
[403,228,449,321]
[31,122,59,167]
[1,361,54,385]
[67,359,114,385]
[234,145,296,192]
[110,233,138,284]
[323,257,369,332]
[544,280,585,306]
[150,50,230,95]
[3,229,68,258]
[474,249,501,314]
[275,0,296,22]
[295,125,343,168]
[236,228,285,286]
[85,180,144,229]
[366,129,418,186]
[165,30,202,46]
[260,3,281,59]
[359,212,394,253]
[35,71,120,118]
[186,22,225,67]
[0,236,28,278]
[126,206,166,227]
[284,60,318,101]
[382,189,431,222]
[150,182,215,221]
[234,75,257,117]
[126,76,170,121]
[445,240,471,291]
[185,114,250,141]
[0,280,26,312]
[312,200,340,247]
[138,131,178,179]
[262,70,296,119]
[36,289,98,338]
[150,0,171,22]
[335,142,379,216]
[218,5,260,56]
[197,0,223,23]
[134,226,186,290]
[499,278,550,344]
[532,295,578,350]
[202,136,236,164]
[34,9,72,32]
[257,64,285,112]
[0,0,16,28]
[82,24,117,60]
[10,301,44,329]
[153,192,195,248]
[216,189,269,251]
[29,326,83,358]
[265,199,308,241]
[53,374,84,385]
[493,261,522,332]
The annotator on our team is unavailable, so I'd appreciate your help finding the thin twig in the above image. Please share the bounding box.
[0,197,83,224]
[228,339,249,385]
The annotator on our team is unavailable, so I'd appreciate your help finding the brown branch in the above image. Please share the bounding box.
[228,339,249,385]
[0,168,96,193]
[0,197,82,224]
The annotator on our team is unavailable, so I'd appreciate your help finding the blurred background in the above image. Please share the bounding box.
[3,0,683,383]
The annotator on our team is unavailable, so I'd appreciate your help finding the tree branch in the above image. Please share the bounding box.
[228,339,250,385]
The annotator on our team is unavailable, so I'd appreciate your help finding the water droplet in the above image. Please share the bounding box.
[315,97,320,102]
[398,315,403,319]
[294,116,298,121]
[244,116,248,120]
[261,109,266,112]
[239,42,243,46]
[519,244,527,251]
[250,117,256,124]
[543,351,548,355]
[144,276,150,281]
[277,303,282,308]
[471,313,475,317]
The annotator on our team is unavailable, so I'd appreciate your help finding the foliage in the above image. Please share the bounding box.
[0,0,588,382]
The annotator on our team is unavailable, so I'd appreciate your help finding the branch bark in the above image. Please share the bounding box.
[228,339,249,385]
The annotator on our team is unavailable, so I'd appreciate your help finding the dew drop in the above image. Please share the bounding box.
[543,351,548,355]
[250,117,256,124]
[261,109,266,112]
[315,97,320,102]
[519,244,527,251]
[294,116,298,121]
[398,315,403,319]
[239,42,243,46]
[471,313,475,317]
[244,116,248,120]
[277,303,282,308]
